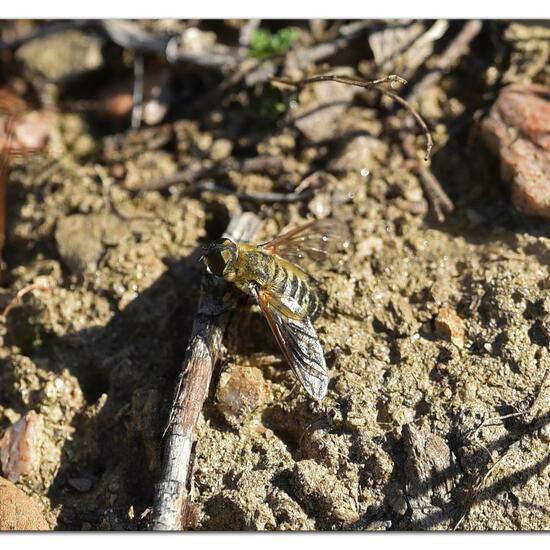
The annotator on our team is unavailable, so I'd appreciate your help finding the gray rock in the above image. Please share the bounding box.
[68,477,93,493]
[16,30,103,83]
[55,214,130,274]
[292,67,358,142]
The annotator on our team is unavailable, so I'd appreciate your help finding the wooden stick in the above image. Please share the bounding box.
[190,178,326,204]
[150,211,261,531]
[142,156,284,192]
[270,73,433,161]
[402,137,454,222]
[406,20,483,105]
[399,21,483,221]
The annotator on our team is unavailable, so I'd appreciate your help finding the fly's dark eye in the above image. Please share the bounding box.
[207,250,226,276]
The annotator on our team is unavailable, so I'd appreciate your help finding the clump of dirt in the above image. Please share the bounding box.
[0,19,548,531]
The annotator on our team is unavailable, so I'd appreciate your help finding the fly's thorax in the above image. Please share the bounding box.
[231,245,275,287]
[231,245,323,320]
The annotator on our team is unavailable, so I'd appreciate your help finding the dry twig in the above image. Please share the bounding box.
[402,137,454,222]
[151,211,260,531]
[399,20,483,221]
[407,20,483,104]
[191,181,322,204]
[143,156,283,192]
[0,89,35,270]
[271,73,433,161]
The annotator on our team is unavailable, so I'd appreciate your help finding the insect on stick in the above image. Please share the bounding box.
[151,210,260,531]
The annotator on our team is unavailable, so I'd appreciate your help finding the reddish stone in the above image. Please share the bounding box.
[482,85,550,218]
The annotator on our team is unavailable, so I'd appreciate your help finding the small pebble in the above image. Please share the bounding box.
[68,477,93,493]
[356,236,383,259]
[210,138,233,162]
[16,30,103,82]
[55,214,103,274]
[539,423,550,443]
[328,135,387,174]
[389,490,408,517]
[0,411,43,482]
[216,366,267,427]
[434,307,465,349]
[293,67,358,142]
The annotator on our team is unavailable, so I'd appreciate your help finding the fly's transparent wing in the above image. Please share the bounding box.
[253,287,328,400]
[260,219,350,271]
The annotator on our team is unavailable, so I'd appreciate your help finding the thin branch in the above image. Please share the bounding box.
[271,73,407,90]
[398,20,484,221]
[402,137,453,222]
[190,177,326,204]
[131,53,144,130]
[270,73,433,161]
[151,211,261,531]
[287,21,373,71]
[238,19,261,54]
[142,156,284,192]
[407,20,483,105]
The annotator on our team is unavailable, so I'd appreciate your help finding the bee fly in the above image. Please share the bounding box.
[203,219,350,399]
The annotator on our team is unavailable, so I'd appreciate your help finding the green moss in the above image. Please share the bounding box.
[249,27,298,59]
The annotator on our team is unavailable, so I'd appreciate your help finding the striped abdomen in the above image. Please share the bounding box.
[238,249,322,321]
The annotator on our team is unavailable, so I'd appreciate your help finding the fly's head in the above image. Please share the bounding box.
[203,238,238,281]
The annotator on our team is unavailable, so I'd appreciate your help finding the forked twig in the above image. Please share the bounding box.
[402,137,454,222]
[406,20,483,105]
[151,211,260,531]
[401,20,483,221]
[270,73,433,161]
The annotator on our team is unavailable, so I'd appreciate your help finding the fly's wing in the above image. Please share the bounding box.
[260,219,350,272]
[252,286,328,400]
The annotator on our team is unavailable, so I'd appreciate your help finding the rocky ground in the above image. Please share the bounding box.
[0,19,548,531]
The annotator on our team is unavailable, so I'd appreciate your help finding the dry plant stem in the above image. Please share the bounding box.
[151,211,261,531]
[131,53,144,130]
[271,74,433,161]
[272,74,407,90]
[407,20,483,105]
[402,138,454,222]
[192,180,325,204]
[0,113,17,268]
[399,21,483,221]
[143,156,283,191]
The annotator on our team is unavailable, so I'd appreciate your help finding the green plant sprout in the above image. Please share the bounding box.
[250,27,299,59]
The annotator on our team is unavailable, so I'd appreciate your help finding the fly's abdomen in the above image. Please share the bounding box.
[269,259,323,321]
[305,287,323,321]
